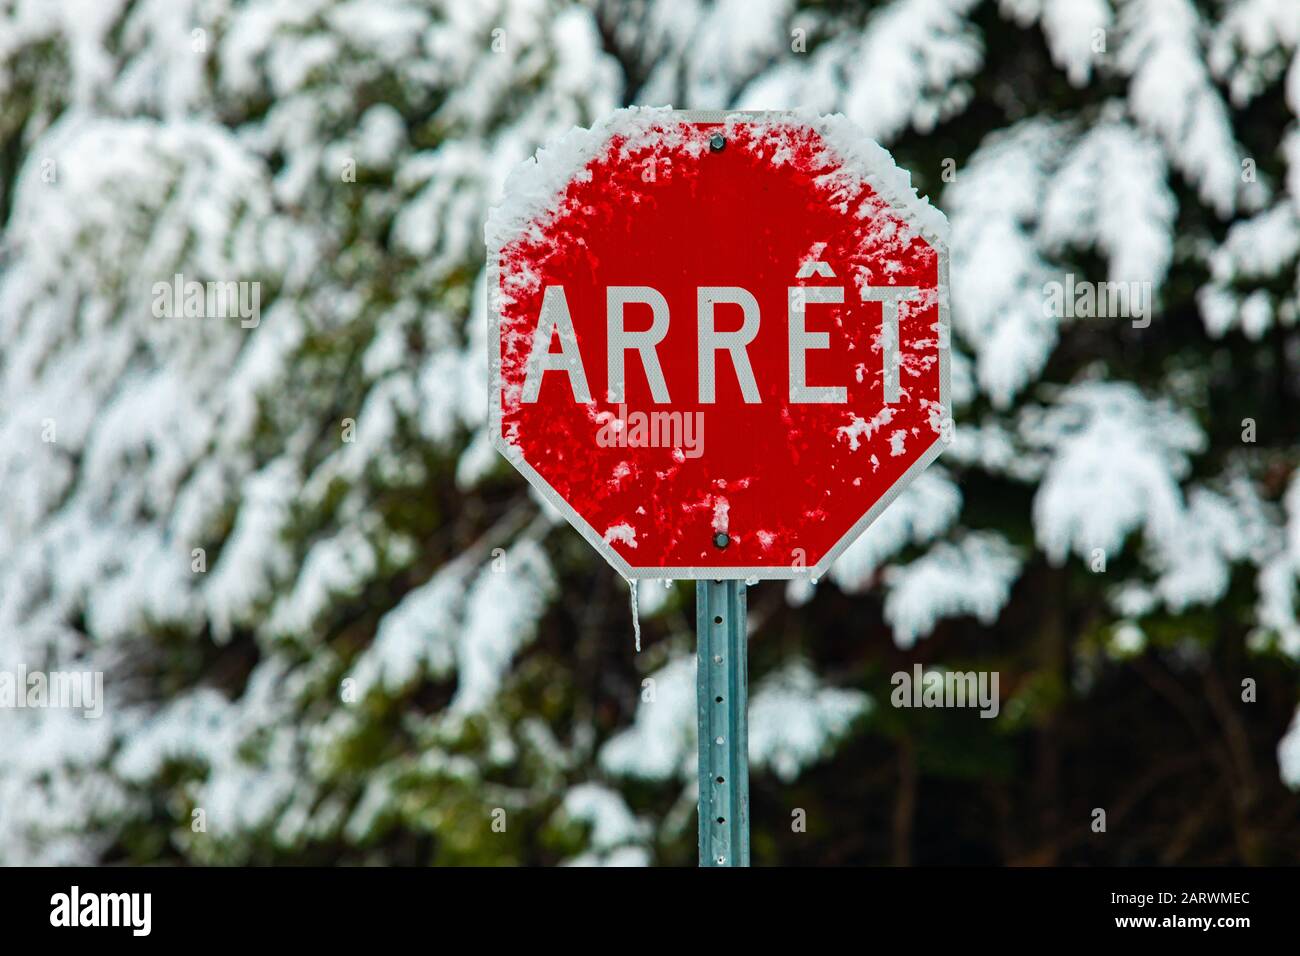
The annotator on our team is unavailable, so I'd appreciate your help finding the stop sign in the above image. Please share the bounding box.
[487,109,950,579]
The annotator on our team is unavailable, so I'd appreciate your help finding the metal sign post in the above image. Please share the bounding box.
[697,580,749,867]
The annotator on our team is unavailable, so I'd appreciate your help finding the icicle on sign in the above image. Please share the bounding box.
[487,108,951,580]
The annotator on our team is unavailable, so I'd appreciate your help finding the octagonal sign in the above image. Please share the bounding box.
[487,109,950,579]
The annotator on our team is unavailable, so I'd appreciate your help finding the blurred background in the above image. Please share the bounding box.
[0,0,1298,866]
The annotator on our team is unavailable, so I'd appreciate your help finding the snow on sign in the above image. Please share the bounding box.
[487,108,951,580]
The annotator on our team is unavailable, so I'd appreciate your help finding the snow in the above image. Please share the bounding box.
[838,407,895,451]
[485,106,682,260]
[563,845,651,867]
[345,530,561,711]
[1286,472,1300,567]
[0,0,626,865]
[454,540,557,714]
[947,120,1062,407]
[115,659,300,841]
[829,468,962,592]
[1209,0,1300,106]
[638,0,794,109]
[742,107,950,240]
[747,661,871,781]
[326,0,429,61]
[1000,0,1112,87]
[1021,382,1204,565]
[204,459,299,642]
[1281,706,1300,789]
[1119,0,1243,217]
[487,106,950,293]
[711,497,730,535]
[601,655,871,784]
[882,533,1022,647]
[737,0,982,144]
[396,142,493,277]
[1253,476,1300,660]
[1040,120,1176,289]
[1110,621,1148,657]
[627,578,641,652]
[1150,489,1252,612]
[603,523,638,548]
[560,783,651,851]
[601,656,697,780]
[1198,202,1300,338]
[349,563,464,695]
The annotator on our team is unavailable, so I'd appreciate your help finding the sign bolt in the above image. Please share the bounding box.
[713,531,730,550]
[709,132,726,152]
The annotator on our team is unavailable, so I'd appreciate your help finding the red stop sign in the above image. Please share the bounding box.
[488,109,950,579]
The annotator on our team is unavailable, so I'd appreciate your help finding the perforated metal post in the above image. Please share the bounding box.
[697,579,750,866]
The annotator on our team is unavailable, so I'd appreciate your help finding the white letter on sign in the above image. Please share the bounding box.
[789,285,846,403]
[698,287,760,403]
[860,286,919,404]
[522,285,591,403]
[607,286,670,403]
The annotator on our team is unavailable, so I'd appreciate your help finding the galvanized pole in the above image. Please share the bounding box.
[696,579,750,866]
